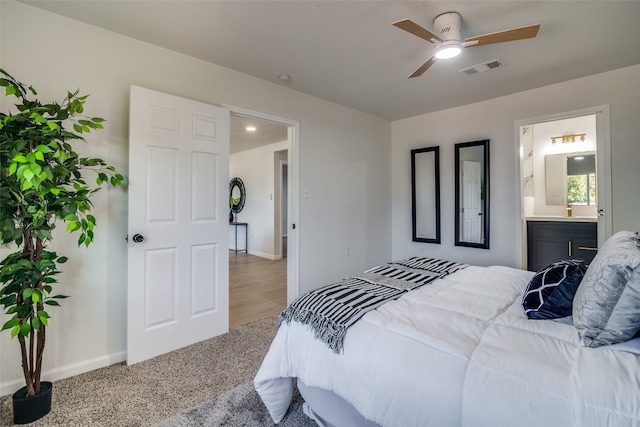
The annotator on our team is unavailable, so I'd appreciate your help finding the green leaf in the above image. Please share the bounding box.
[36,144,54,153]
[11,324,20,338]
[57,256,68,264]
[30,113,47,123]
[22,288,33,300]
[12,154,27,163]
[22,168,34,180]
[31,291,41,303]
[32,316,41,330]
[45,300,60,307]
[20,322,31,337]
[30,163,42,175]
[8,162,17,175]
[1,317,19,332]
[21,180,33,191]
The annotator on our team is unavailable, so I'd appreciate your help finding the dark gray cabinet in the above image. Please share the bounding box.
[527,221,598,272]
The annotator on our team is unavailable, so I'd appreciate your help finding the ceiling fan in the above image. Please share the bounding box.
[393,12,540,78]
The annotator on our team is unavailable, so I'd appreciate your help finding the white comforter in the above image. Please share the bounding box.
[254,265,640,426]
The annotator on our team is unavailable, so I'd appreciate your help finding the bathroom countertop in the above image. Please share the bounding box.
[526,216,597,222]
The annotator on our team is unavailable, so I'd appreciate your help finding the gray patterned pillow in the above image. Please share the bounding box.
[573,231,640,347]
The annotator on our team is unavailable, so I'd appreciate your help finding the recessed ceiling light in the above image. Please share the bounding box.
[278,74,292,83]
[246,126,256,132]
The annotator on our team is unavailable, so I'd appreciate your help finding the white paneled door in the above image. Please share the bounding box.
[127,86,230,365]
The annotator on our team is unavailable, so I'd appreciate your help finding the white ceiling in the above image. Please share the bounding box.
[21,1,640,123]
[230,115,288,154]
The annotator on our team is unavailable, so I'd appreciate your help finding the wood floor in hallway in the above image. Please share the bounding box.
[229,252,287,328]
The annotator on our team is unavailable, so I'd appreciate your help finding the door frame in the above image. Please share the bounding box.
[224,104,300,303]
[277,158,288,258]
[514,105,612,269]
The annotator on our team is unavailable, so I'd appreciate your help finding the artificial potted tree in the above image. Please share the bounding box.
[0,69,123,424]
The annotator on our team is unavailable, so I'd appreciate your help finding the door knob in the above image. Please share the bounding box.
[132,234,145,243]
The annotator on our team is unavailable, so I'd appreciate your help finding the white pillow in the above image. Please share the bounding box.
[573,231,640,347]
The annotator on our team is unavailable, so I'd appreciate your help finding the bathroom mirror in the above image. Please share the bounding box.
[545,151,596,206]
[455,140,489,249]
[411,146,441,243]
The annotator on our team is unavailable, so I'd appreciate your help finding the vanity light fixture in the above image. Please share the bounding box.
[246,126,256,132]
[551,133,586,144]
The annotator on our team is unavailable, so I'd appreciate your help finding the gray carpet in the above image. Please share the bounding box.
[0,316,303,426]
[155,381,316,427]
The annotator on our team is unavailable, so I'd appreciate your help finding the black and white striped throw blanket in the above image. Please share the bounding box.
[279,257,468,353]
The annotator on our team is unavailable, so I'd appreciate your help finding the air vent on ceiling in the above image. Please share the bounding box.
[460,59,506,76]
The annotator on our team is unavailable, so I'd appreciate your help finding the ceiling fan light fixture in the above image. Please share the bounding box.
[435,42,461,59]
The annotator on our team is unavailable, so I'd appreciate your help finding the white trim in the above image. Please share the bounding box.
[223,104,300,303]
[276,159,288,259]
[514,105,612,269]
[1,351,126,397]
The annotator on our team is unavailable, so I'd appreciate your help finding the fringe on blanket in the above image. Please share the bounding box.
[279,307,349,353]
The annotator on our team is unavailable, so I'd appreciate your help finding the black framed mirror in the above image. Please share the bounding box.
[455,140,489,249]
[229,177,246,213]
[411,146,441,244]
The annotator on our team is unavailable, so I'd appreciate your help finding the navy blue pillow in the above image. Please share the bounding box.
[522,259,587,319]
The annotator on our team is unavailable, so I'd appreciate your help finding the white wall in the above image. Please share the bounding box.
[392,64,640,267]
[229,140,287,259]
[0,1,391,395]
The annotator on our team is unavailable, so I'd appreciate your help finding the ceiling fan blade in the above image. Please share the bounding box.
[464,23,540,47]
[409,56,437,78]
[393,19,443,44]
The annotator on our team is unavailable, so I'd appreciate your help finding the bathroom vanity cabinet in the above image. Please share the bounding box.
[526,220,598,272]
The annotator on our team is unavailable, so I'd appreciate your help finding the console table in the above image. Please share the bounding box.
[229,222,248,254]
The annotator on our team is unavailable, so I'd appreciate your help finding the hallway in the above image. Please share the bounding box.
[229,253,287,328]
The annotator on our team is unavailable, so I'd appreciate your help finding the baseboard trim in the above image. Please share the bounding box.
[248,249,277,260]
[0,351,126,397]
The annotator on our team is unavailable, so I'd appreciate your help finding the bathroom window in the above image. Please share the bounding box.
[567,154,596,205]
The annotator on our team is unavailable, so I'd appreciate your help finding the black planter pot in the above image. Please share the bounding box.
[12,381,53,424]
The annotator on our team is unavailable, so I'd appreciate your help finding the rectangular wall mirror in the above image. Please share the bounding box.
[455,140,489,249]
[545,151,596,206]
[411,146,440,244]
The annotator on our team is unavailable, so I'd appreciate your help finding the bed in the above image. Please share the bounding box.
[254,231,640,427]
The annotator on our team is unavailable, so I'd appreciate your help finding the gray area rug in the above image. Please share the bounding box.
[155,382,317,427]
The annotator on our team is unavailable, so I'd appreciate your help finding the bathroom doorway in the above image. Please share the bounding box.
[515,106,612,269]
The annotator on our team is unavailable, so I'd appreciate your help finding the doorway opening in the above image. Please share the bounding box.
[227,106,299,328]
[514,105,612,269]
